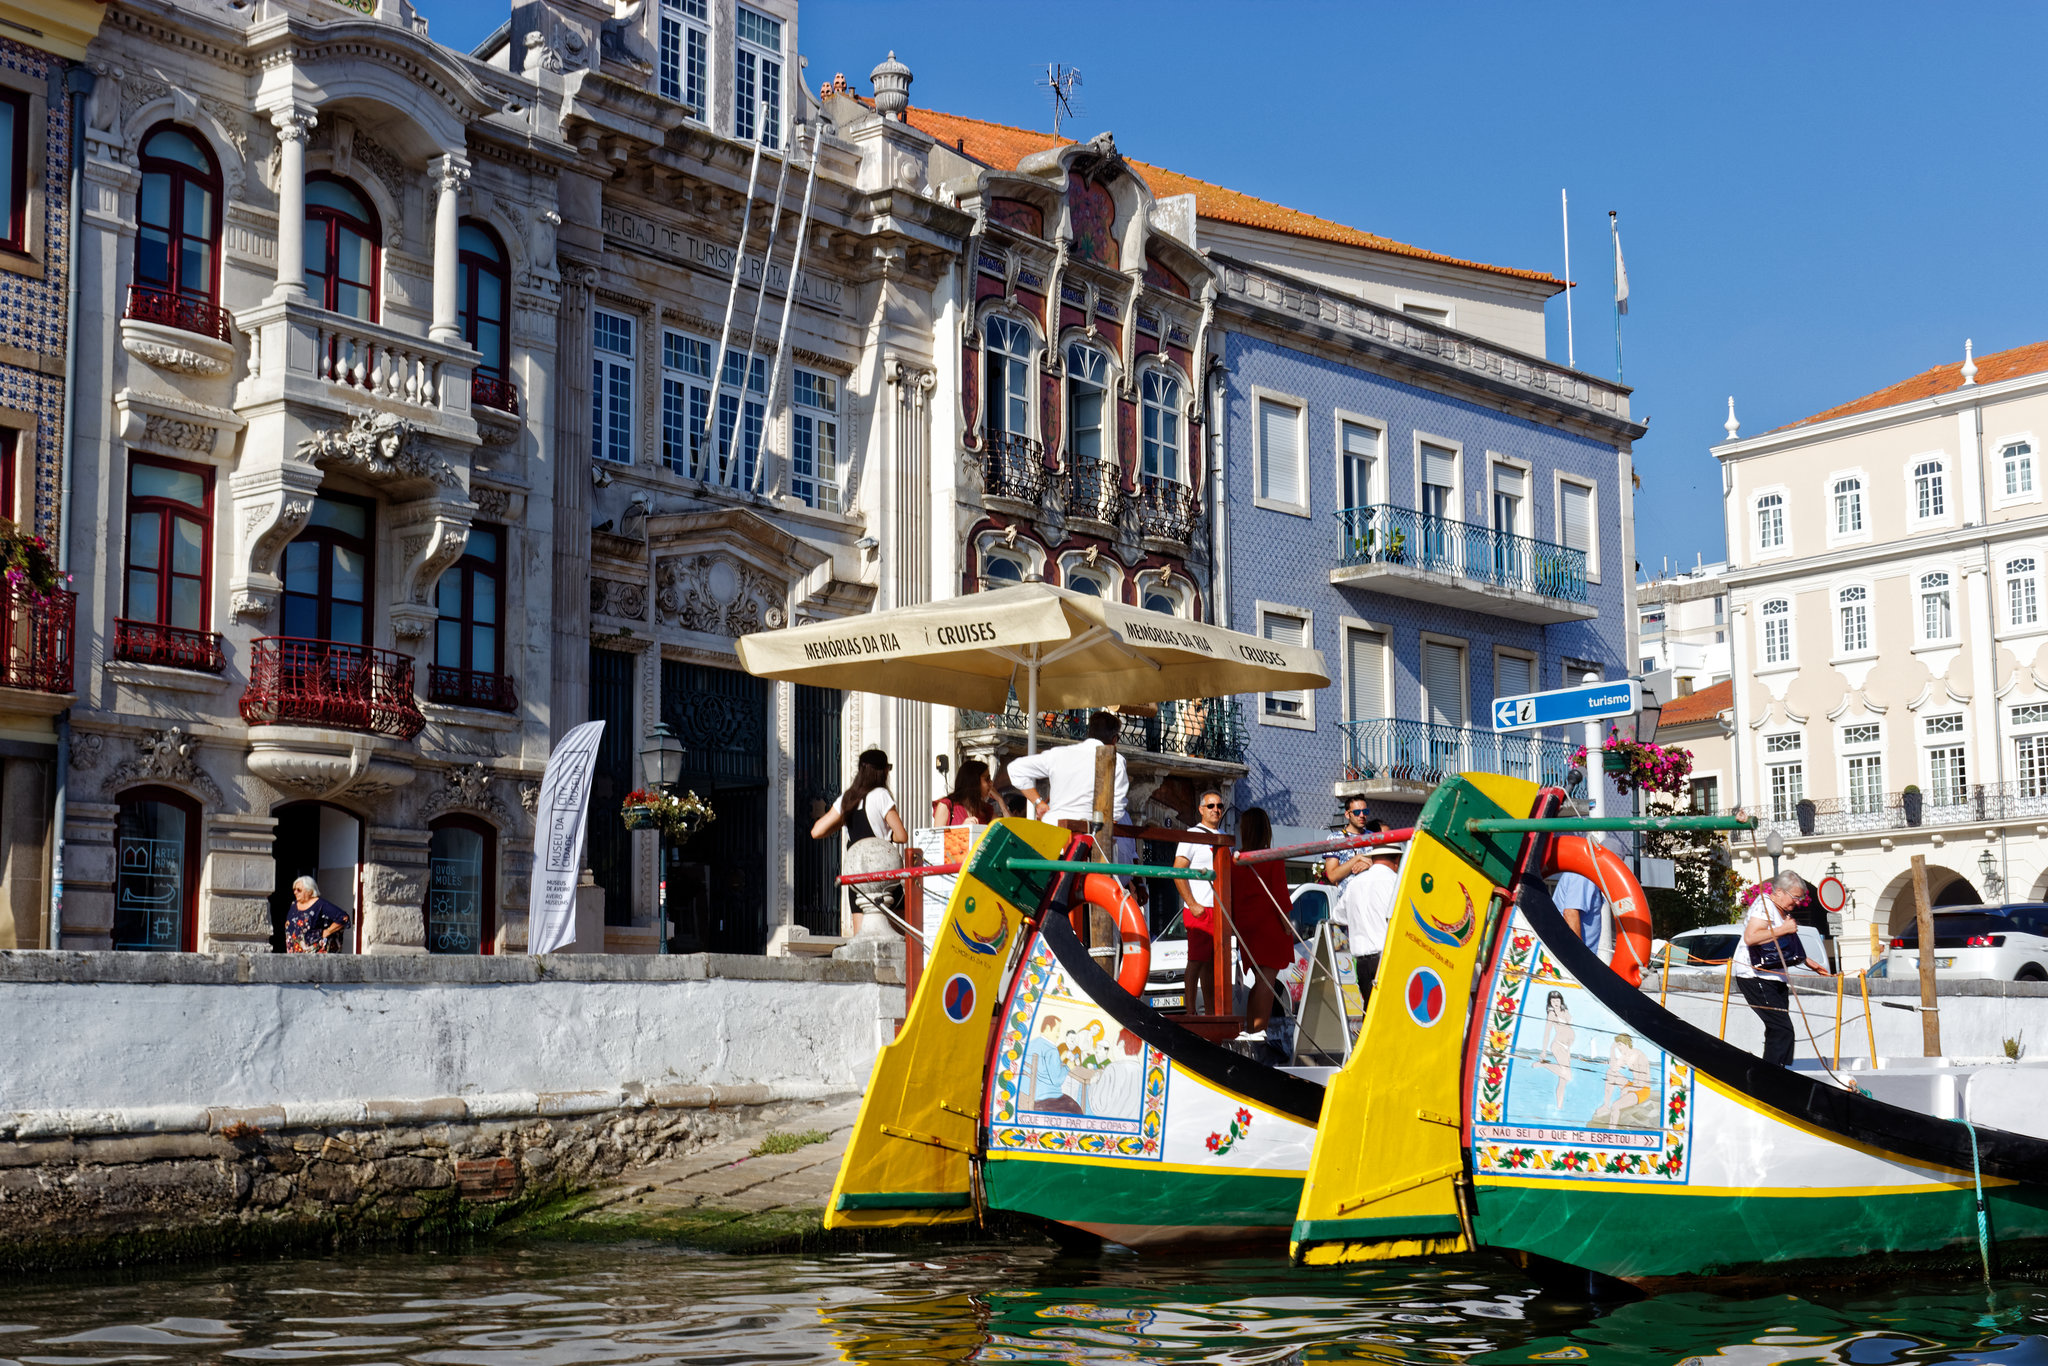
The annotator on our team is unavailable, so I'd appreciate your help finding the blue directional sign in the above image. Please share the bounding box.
[1491,679,1640,733]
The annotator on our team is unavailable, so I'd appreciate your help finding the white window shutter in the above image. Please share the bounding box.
[1259,400,1301,505]
[1346,628,1386,723]
[1423,443,1457,491]
[1424,642,1465,726]
[1561,482,1593,552]
[1496,654,1532,699]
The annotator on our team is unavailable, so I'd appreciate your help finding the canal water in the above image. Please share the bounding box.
[5,1241,2048,1364]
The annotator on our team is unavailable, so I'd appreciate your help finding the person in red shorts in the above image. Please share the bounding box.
[1173,790,1227,1015]
[1230,806,1296,1035]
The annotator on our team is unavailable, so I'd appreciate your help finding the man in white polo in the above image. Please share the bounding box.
[1172,789,1226,1014]
[1007,711,1131,827]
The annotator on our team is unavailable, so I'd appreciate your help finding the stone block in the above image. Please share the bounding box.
[379,1156,451,1191]
[455,1155,517,1200]
[364,1097,467,1125]
[75,1133,223,1165]
[205,895,273,939]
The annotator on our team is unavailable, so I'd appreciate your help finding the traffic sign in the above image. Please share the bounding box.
[1816,876,1848,914]
[1491,679,1640,733]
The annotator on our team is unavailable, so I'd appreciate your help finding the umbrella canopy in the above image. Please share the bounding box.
[734,583,1329,737]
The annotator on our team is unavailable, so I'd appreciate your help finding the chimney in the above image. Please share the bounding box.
[870,51,912,120]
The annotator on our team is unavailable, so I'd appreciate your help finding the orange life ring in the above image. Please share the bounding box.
[1068,871,1152,997]
[1546,835,1654,987]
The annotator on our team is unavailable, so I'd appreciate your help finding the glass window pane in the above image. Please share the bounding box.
[307,179,372,219]
[329,602,364,646]
[282,541,317,592]
[308,498,367,537]
[471,622,497,674]
[143,127,211,173]
[132,463,206,508]
[331,547,365,602]
[169,577,201,628]
[170,516,203,575]
[128,512,160,570]
[184,182,213,239]
[139,173,171,230]
[137,228,171,288]
[436,617,461,667]
[127,568,157,617]
[472,572,496,625]
[459,223,501,261]
[436,566,462,615]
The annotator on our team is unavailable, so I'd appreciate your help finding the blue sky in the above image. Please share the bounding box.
[422,2,2048,580]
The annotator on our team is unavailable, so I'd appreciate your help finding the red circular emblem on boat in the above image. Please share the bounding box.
[1405,967,1446,1028]
[942,973,976,1023]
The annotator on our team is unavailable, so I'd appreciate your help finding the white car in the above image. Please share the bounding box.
[1659,923,1832,977]
[1886,906,2048,982]
[1143,884,1332,1010]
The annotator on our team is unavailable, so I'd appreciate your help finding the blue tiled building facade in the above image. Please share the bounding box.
[1212,258,1646,837]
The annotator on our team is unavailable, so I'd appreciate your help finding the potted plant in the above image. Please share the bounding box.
[1795,798,1817,836]
[621,788,718,843]
[1571,728,1694,799]
[1902,784,1923,827]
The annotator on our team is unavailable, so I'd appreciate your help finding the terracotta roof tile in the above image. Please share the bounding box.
[1655,679,1732,733]
[1773,339,2048,433]
[892,105,1560,288]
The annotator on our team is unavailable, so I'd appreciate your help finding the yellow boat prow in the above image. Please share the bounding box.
[824,817,1072,1230]
[1291,772,1538,1263]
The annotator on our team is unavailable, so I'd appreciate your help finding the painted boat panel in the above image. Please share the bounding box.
[824,818,1071,1230]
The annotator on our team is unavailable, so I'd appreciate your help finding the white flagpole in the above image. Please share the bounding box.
[736,140,795,489]
[1610,209,1627,382]
[760,123,823,495]
[704,100,768,477]
[1561,188,1575,369]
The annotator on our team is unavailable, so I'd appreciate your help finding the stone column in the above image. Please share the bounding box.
[550,263,598,735]
[428,153,471,344]
[268,107,316,303]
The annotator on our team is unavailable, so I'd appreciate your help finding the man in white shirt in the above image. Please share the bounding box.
[1007,711,1131,826]
[1343,828,1401,1007]
[1172,789,1226,1014]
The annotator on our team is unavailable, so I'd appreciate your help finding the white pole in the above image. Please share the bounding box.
[735,142,794,488]
[704,103,768,469]
[759,125,824,493]
[1026,656,1039,757]
[1561,188,1575,370]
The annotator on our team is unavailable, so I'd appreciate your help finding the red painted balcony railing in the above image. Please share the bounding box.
[427,664,518,712]
[471,374,520,414]
[0,586,74,693]
[240,637,425,740]
[124,284,230,342]
[113,618,226,673]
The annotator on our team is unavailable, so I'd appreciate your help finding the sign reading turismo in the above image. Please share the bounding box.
[1490,679,1640,733]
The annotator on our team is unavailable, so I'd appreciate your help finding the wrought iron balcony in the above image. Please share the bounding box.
[1340,717,1584,799]
[123,284,230,342]
[471,373,520,415]
[113,619,226,673]
[427,664,518,712]
[1333,504,1594,623]
[980,431,1050,505]
[1063,455,1125,526]
[240,637,425,740]
[1741,783,2048,840]
[958,696,1246,765]
[0,585,74,694]
[1135,474,1197,544]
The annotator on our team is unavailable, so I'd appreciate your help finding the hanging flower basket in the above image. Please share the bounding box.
[1602,751,1630,774]
[621,788,718,843]
[0,526,65,606]
[1572,728,1693,798]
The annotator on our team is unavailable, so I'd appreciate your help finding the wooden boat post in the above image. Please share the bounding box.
[1719,955,1733,1038]
[1862,968,1877,1059]
[1911,854,1941,1056]
[1834,971,1844,1070]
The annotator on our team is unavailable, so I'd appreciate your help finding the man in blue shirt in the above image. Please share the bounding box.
[1025,1016,1080,1114]
[1553,871,1605,955]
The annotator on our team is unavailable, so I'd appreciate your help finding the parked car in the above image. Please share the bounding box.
[1657,923,1832,976]
[1887,906,2048,982]
[1143,884,1327,1011]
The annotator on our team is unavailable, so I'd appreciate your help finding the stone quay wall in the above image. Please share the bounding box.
[0,952,901,1270]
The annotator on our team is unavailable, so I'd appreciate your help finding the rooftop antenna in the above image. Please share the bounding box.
[1036,63,1081,136]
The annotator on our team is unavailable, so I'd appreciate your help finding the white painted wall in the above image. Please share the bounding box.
[1,971,892,1115]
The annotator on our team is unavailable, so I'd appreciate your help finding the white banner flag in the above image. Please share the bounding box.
[529,720,606,954]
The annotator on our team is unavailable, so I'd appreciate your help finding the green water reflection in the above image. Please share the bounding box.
[0,1243,2045,1364]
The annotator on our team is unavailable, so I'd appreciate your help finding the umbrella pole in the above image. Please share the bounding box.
[1026,661,1039,756]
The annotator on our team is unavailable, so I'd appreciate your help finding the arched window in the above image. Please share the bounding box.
[113,786,200,952]
[981,551,1026,589]
[1065,343,1109,465]
[304,175,380,321]
[983,316,1033,441]
[1832,477,1863,535]
[134,125,222,332]
[1760,598,1791,666]
[1920,571,1954,641]
[2011,558,2040,627]
[1065,569,1106,596]
[1755,493,1784,550]
[1837,585,1869,654]
[283,494,372,646]
[433,524,512,710]
[458,221,513,409]
[2005,442,2035,497]
[1914,460,1947,520]
[1141,370,1183,483]
[425,815,496,955]
[121,456,213,659]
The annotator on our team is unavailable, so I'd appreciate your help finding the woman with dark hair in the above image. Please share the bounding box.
[933,758,999,826]
[1229,806,1297,1035]
[810,748,908,846]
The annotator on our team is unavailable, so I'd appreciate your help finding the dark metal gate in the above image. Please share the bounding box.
[662,660,769,953]
[792,684,843,935]
[588,646,636,928]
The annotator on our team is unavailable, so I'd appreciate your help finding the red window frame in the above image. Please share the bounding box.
[457,219,510,380]
[135,123,223,308]
[435,523,503,678]
[123,454,213,631]
[112,785,202,953]
[282,492,374,646]
[304,173,381,321]
[0,87,27,253]
[425,814,497,955]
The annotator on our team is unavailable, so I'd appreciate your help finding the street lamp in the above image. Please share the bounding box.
[1765,828,1784,879]
[1979,847,2006,900]
[1825,858,1843,882]
[638,722,686,954]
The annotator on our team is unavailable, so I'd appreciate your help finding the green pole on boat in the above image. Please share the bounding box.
[1001,858,1211,880]
[1463,815,1758,835]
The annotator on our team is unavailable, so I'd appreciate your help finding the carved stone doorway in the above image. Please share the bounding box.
[268,801,363,953]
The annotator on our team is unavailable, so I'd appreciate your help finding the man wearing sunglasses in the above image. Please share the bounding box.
[1172,790,1227,1015]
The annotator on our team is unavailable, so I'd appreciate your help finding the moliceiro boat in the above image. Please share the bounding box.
[1292,773,2048,1286]
[825,818,1323,1247]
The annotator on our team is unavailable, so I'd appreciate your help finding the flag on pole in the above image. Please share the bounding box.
[1610,211,1629,316]
[529,720,606,954]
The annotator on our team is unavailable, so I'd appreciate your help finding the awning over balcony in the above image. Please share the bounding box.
[1332,505,1597,624]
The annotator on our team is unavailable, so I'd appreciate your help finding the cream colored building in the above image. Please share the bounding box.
[1715,340,2048,971]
